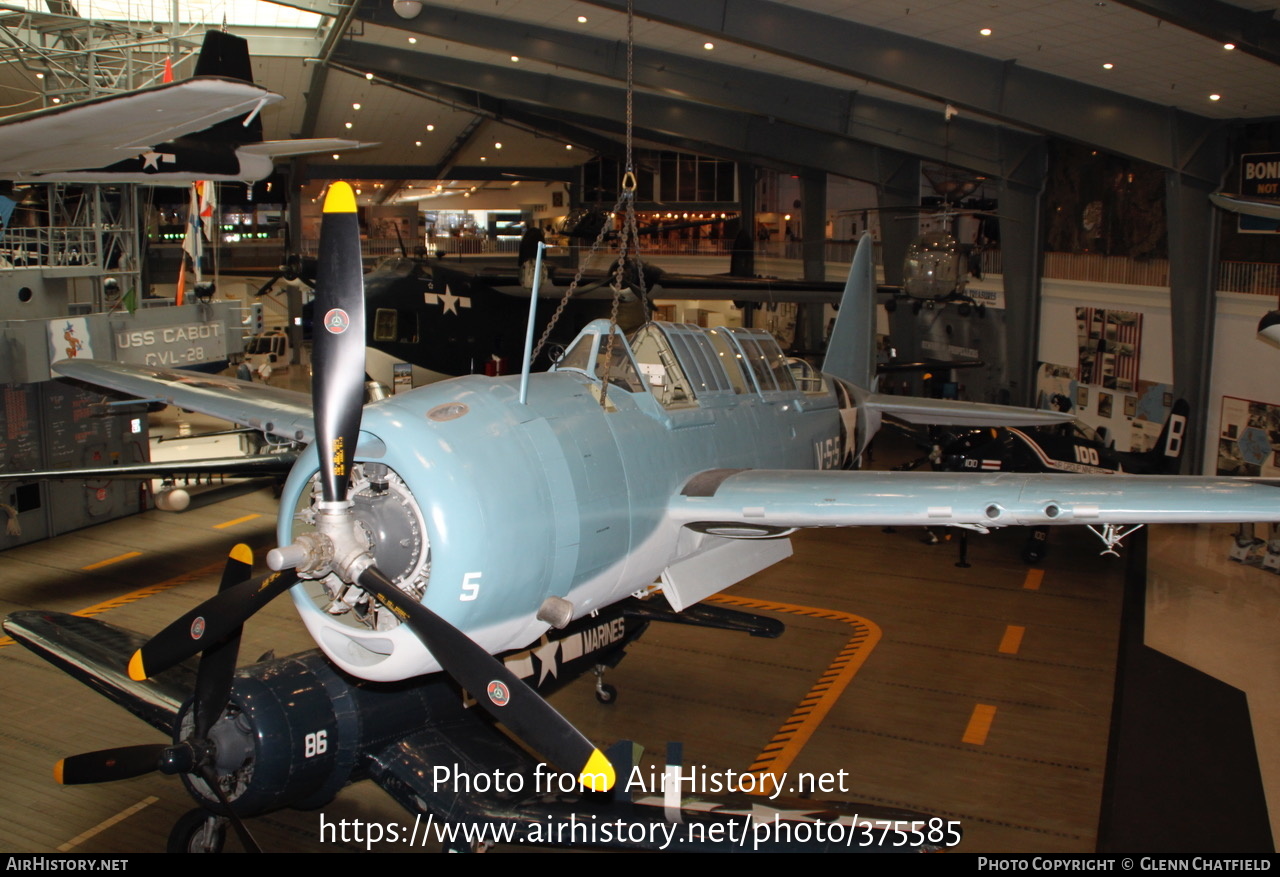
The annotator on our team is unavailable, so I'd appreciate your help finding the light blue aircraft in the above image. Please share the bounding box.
[46,183,1280,798]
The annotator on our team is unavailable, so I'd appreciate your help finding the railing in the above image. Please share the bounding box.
[0,226,100,269]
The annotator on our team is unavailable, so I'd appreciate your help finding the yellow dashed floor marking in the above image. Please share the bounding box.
[214,513,262,529]
[707,593,880,791]
[1022,569,1044,590]
[57,796,158,852]
[963,703,998,746]
[81,551,142,571]
[998,624,1025,655]
[0,560,225,648]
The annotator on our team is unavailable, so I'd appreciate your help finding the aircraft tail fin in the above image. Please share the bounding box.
[191,31,262,142]
[1146,398,1189,474]
[821,233,876,388]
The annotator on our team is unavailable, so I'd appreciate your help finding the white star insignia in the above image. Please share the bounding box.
[533,637,560,684]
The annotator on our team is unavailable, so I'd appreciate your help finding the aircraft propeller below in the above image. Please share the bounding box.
[125,182,615,794]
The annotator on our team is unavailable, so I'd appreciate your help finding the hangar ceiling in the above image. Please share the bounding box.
[0,0,1276,190]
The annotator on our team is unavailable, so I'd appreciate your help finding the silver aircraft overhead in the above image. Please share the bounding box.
[0,31,368,184]
[17,185,1280,847]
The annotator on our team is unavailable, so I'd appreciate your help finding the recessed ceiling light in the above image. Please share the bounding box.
[1224,43,1236,50]
[415,140,422,146]
[703,41,714,50]
[979,28,992,36]
[577,15,587,23]
[365,72,374,80]
[426,124,434,131]
[1102,62,1113,69]
[480,156,487,161]
[1210,93,1221,100]
[565,144,573,150]
[51,97,59,103]
[494,142,502,149]
[511,55,520,62]
[408,37,416,44]
[332,154,340,160]
[352,102,361,110]
[35,72,43,79]
[345,122,353,129]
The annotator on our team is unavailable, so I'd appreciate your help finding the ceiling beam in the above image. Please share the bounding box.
[576,0,1226,181]
[334,42,942,187]
[1107,0,1280,68]
[355,0,1031,179]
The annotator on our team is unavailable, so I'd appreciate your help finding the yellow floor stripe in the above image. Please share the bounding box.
[57,796,158,852]
[80,551,142,571]
[707,593,880,792]
[1022,569,1044,590]
[0,559,225,649]
[998,624,1025,655]
[962,703,998,745]
[214,513,262,529]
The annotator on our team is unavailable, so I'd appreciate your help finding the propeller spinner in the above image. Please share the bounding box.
[132,182,615,793]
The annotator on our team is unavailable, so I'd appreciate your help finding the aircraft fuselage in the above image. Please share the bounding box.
[280,321,847,681]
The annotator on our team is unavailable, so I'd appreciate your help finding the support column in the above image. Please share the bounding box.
[731,162,757,278]
[1166,170,1220,474]
[800,169,828,353]
[877,151,920,368]
[999,139,1048,407]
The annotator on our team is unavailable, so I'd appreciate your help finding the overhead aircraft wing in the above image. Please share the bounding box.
[239,138,378,159]
[1209,192,1280,221]
[0,452,298,483]
[864,393,1072,427]
[54,359,314,444]
[670,469,1280,533]
[0,77,281,178]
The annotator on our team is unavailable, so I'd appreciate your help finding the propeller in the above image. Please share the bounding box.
[134,182,615,793]
[57,545,262,853]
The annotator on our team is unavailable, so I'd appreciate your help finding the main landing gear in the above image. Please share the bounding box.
[593,665,618,705]
[168,809,228,854]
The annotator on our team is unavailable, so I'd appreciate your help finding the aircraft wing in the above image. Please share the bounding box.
[865,393,1072,427]
[670,469,1280,532]
[0,77,281,178]
[54,359,314,444]
[0,452,298,482]
[3,611,192,737]
[238,138,377,159]
[1209,192,1280,221]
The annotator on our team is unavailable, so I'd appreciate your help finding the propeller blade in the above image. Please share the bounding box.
[311,181,367,505]
[358,566,615,792]
[128,568,299,681]
[192,544,252,740]
[55,744,166,785]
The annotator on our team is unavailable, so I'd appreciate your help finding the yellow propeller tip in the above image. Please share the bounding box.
[324,181,357,214]
[53,759,65,784]
[127,650,147,682]
[229,543,253,566]
[579,750,616,792]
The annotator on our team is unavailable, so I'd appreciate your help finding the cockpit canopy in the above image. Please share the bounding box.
[553,319,825,406]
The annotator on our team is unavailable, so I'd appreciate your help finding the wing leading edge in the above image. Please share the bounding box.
[670,469,1280,532]
[54,359,314,444]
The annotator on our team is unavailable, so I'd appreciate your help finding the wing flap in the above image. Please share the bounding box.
[866,393,1073,427]
[239,138,376,158]
[670,469,1280,531]
[54,359,314,443]
[3,611,193,737]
